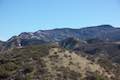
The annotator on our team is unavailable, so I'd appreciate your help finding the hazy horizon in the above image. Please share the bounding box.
[0,0,120,41]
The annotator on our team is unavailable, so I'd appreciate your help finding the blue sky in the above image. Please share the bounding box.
[0,0,120,41]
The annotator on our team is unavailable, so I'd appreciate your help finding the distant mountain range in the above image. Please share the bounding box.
[1,24,120,50]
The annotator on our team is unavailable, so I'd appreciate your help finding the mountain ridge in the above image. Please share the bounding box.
[1,24,120,51]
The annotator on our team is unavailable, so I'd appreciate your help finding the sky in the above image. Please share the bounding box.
[0,0,120,41]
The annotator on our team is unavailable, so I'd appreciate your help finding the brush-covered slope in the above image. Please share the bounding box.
[0,45,115,80]
[59,37,87,51]
[60,37,120,64]
[0,41,5,51]
[59,37,120,79]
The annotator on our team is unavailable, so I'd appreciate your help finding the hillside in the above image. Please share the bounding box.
[1,25,120,80]
[0,45,116,80]
[60,37,120,63]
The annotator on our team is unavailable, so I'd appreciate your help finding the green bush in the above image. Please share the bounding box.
[0,66,11,79]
